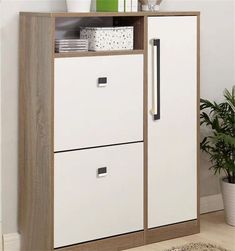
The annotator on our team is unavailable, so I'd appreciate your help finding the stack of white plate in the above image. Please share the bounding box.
[55,39,88,53]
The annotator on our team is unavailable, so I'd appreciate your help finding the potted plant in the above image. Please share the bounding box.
[200,86,235,226]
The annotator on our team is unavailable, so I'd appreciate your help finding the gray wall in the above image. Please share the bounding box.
[1,0,234,234]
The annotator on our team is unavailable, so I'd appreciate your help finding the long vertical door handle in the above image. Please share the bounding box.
[150,39,161,120]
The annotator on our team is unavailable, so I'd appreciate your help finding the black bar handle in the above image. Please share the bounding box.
[152,39,161,120]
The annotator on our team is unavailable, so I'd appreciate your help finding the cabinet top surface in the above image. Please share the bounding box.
[20,11,200,18]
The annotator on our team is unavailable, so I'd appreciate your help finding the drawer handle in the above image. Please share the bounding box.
[97,167,107,178]
[98,77,108,87]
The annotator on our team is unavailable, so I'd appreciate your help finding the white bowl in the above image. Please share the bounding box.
[142,4,149,11]
[66,0,91,12]
[154,4,160,11]
[141,4,160,11]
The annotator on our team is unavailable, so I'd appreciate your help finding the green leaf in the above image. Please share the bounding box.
[200,86,235,183]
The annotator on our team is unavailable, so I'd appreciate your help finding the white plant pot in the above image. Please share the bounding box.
[66,0,91,12]
[220,178,235,226]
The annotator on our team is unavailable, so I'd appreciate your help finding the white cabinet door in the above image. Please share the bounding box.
[148,17,197,228]
[54,55,143,152]
[54,143,143,248]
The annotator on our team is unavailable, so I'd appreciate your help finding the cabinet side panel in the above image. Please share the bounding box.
[19,14,54,251]
[197,14,201,225]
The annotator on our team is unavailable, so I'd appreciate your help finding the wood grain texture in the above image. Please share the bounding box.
[55,50,144,58]
[146,220,200,244]
[56,232,144,251]
[143,15,148,242]
[20,11,200,18]
[19,13,26,236]
[197,14,201,227]
[19,14,54,251]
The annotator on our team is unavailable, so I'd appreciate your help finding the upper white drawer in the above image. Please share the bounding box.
[54,55,143,151]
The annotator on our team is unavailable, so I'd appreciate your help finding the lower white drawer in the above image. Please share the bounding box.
[54,143,143,248]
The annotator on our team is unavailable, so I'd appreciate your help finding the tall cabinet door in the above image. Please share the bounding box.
[148,17,198,228]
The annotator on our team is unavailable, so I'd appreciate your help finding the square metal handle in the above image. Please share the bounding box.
[98,77,108,87]
[97,167,107,178]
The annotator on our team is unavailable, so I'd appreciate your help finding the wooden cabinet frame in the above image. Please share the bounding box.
[19,11,200,251]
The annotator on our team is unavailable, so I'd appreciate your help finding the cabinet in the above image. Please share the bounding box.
[19,11,200,251]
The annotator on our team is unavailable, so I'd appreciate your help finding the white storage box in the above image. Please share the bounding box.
[80,26,134,51]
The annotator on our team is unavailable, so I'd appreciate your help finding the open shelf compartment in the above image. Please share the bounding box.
[54,16,145,57]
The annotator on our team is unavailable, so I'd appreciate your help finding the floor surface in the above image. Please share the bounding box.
[127,211,235,251]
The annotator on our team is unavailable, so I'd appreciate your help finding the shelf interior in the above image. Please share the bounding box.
[55,16,145,53]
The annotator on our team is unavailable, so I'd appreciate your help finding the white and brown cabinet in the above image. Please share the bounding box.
[19,11,200,251]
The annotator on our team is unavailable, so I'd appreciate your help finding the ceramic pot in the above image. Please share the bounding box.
[66,0,91,12]
[220,177,235,226]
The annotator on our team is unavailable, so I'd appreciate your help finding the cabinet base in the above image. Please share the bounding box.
[56,231,144,251]
[146,220,200,244]
[56,220,200,251]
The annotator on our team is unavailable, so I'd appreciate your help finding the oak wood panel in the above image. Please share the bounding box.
[54,49,144,58]
[56,232,144,251]
[197,14,201,227]
[20,11,200,18]
[143,15,148,242]
[146,220,200,244]
[19,12,26,237]
[19,14,54,251]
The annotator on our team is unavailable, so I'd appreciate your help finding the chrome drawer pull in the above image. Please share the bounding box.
[98,77,108,87]
[97,167,107,178]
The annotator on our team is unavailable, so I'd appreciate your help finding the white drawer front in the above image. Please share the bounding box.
[54,55,143,151]
[54,143,143,248]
